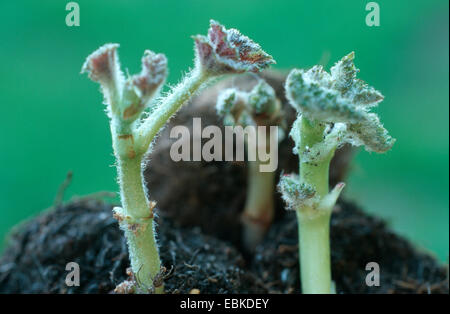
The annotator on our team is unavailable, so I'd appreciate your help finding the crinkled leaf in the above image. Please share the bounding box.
[347,113,396,153]
[216,88,238,116]
[277,174,315,210]
[330,52,384,106]
[216,79,284,133]
[248,80,277,114]
[286,52,394,153]
[286,68,366,124]
[194,20,275,75]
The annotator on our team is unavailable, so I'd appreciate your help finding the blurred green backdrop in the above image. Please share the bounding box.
[0,0,448,260]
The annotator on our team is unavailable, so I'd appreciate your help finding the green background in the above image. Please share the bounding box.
[0,0,448,260]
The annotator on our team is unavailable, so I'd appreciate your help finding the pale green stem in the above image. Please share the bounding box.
[298,118,330,198]
[110,67,210,294]
[136,68,209,154]
[116,157,163,294]
[296,117,336,294]
[297,210,331,294]
[241,159,275,251]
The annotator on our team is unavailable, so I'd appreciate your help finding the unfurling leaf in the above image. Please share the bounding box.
[81,43,124,115]
[82,45,168,122]
[82,43,122,87]
[347,113,395,153]
[248,80,278,114]
[285,66,366,124]
[330,52,384,106]
[286,52,395,154]
[277,174,316,210]
[216,79,284,130]
[194,20,275,76]
[121,51,168,122]
[131,51,167,105]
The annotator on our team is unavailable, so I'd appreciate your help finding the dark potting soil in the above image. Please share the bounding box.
[0,72,447,294]
[0,197,264,294]
[253,200,449,294]
[0,197,447,294]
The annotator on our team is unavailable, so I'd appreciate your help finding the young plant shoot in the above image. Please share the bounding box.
[82,20,274,293]
[216,80,285,251]
[278,52,395,294]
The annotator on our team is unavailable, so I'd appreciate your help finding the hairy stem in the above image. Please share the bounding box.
[111,68,210,293]
[114,156,163,293]
[136,68,209,154]
[84,22,276,293]
[241,159,275,251]
[298,118,330,197]
[296,117,336,294]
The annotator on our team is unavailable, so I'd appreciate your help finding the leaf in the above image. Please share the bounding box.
[285,52,395,153]
[194,20,275,75]
[277,174,316,210]
[347,113,396,153]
